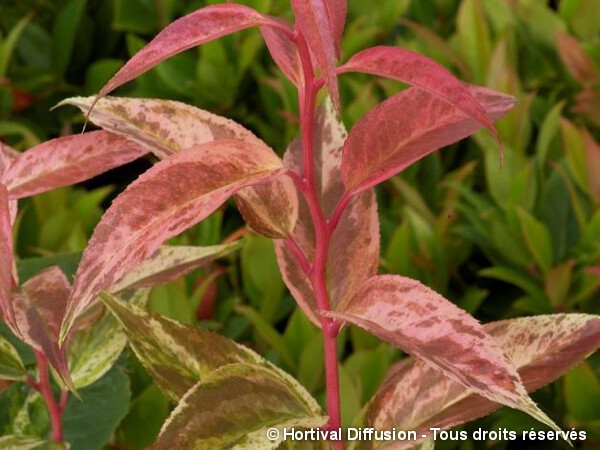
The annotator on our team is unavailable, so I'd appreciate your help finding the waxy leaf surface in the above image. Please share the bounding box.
[340,46,500,149]
[4,131,147,199]
[358,314,600,450]
[61,96,298,238]
[97,4,275,100]
[110,243,240,293]
[13,267,73,389]
[291,0,340,108]
[328,275,559,431]
[274,99,379,325]
[100,291,266,401]
[0,333,26,380]
[154,363,326,450]
[341,85,516,192]
[63,140,285,339]
[0,184,16,329]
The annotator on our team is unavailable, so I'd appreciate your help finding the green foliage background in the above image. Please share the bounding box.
[1,0,600,449]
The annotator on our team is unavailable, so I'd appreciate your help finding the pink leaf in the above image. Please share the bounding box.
[97,4,276,100]
[4,131,147,199]
[61,140,286,341]
[60,96,299,239]
[339,46,501,148]
[13,267,74,389]
[362,314,600,450]
[274,99,379,325]
[0,141,19,179]
[341,84,516,193]
[324,0,347,56]
[556,32,598,85]
[326,275,559,431]
[261,22,302,86]
[291,0,340,109]
[0,183,16,331]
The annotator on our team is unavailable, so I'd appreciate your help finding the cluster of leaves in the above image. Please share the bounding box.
[0,1,600,450]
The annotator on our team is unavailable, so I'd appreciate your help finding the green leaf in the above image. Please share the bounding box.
[560,119,591,196]
[456,0,492,83]
[515,208,554,274]
[565,362,600,422]
[0,335,26,381]
[154,363,326,450]
[100,291,267,401]
[113,0,159,34]
[62,368,131,450]
[52,0,87,76]
[17,253,81,284]
[0,435,66,450]
[0,16,31,78]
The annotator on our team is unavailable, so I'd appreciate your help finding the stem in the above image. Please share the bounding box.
[295,31,345,450]
[33,350,64,442]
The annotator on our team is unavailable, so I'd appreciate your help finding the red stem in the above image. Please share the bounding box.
[295,31,345,450]
[33,350,64,442]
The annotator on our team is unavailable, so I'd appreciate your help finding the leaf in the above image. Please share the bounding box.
[100,291,266,401]
[0,334,26,381]
[361,314,600,450]
[110,243,240,292]
[339,46,501,148]
[341,84,516,193]
[96,4,277,100]
[62,368,131,450]
[556,32,598,85]
[327,275,560,432]
[59,96,299,238]
[325,0,347,55]
[581,127,600,204]
[291,0,340,108]
[0,435,66,450]
[261,22,302,86]
[515,208,554,274]
[51,0,86,77]
[0,184,16,330]
[12,267,74,390]
[4,131,147,199]
[0,142,19,178]
[154,363,326,450]
[62,139,286,340]
[274,98,379,325]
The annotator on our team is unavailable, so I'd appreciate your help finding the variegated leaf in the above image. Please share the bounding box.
[339,46,499,146]
[100,291,266,401]
[0,333,26,381]
[0,435,66,450]
[359,314,600,450]
[327,275,560,433]
[274,98,379,325]
[0,183,16,330]
[0,141,19,179]
[341,85,516,193]
[96,4,277,100]
[154,363,326,450]
[4,131,147,199]
[60,96,299,239]
[68,290,149,389]
[261,21,302,86]
[13,267,74,390]
[291,0,340,109]
[110,243,240,292]
[62,139,285,340]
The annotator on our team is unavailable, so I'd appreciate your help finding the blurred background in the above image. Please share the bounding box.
[1,0,599,449]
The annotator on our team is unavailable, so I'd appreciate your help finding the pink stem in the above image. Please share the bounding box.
[295,31,346,450]
[33,350,64,442]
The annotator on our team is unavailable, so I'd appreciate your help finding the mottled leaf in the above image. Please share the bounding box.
[0,334,26,381]
[327,275,560,432]
[291,0,340,108]
[154,363,326,450]
[100,291,266,401]
[360,314,600,450]
[59,96,299,238]
[274,98,379,325]
[62,139,285,340]
[556,32,598,85]
[261,22,302,86]
[0,142,19,179]
[341,85,516,193]
[0,184,16,330]
[4,131,147,199]
[96,4,276,100]
[339,46,501,149]
[12,267,74,389]
[110,243,240,292]
[0,435,66,450]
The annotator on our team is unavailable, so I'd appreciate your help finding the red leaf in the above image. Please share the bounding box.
[0,141,19,179]
[61,140,286,341]
[324,0,347,56]
[0,184,16,330]
[339,46,500,146]
[291,0,340,109]
[13,267,74,389]
[4,131,147,199]
[556,32,598,85]
[363,314,600,450]
[261,21,302,86]
[97,4,276,100]
[274,99,379,325]
[341,84,516,192]
[327,275,559,431]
